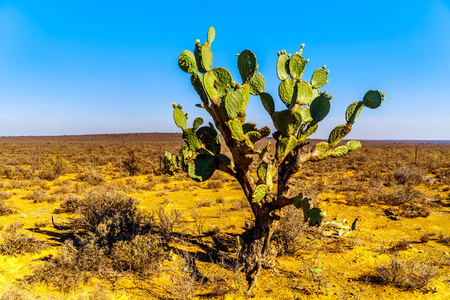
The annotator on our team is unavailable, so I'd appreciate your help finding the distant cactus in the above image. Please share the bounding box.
[168,27,385,293]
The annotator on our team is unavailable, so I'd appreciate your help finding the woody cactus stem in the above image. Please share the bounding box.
[169,27,385,294]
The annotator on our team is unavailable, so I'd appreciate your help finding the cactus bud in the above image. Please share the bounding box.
[195,39,200,44]
[306,58,310,63]
[278,51,280,56]
[185,112,189,119]
[172,103,176,108]
[326,70,329,74]
[301,43,305,49]
[177,104,182,109]
[322,65,326,69]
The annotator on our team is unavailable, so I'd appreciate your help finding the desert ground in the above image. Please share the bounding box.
[0,133,448,299]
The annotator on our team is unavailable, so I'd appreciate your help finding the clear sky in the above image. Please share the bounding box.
[0,0,449,140]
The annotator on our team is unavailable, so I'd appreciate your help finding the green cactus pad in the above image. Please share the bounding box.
[259,92,275,115]
[308,208,323,226]
[242,123,257,133]
[212,67,233,97]
[345,101,364,124]
[215,153,234,171]
[188,153,217,182]
[204,71,221,103]
[197,126,221,154]
[298,121,318,141]
[259,126,271,137]
[276,53,290,80]
[311,68,328,89]
[228,118,244,141]
[331,145,349,158]
[252,184,267,203]
[289,53,306,79]
[237,49,257,83]
[276,135,298,159]
[314,141,329,153]
[273,109,302,136]
[248,71,265,95]
[178,50,197,74]
[310,94,331,121]
[224,88,245,119]
[207,27,215,44]
[182,128,202,151]
[363,90,383,109]
[257,163,267,182]
[192,117,204,129]
[300,107,313,123]
[292,193,303,209]
[346,140,361,151]
[194,43,206,73]
[246,131,262,144]
[173,107,187,130]
[328,124,351,145]
[191,72,209,106]
[278,78,297,107]
[240,84,251,114]
[201,42,213,72]
[296,80,313,105]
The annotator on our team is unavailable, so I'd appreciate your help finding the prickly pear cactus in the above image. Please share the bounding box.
[168,26,385,226]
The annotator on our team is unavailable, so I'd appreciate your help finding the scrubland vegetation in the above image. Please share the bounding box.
[0,133,448,299]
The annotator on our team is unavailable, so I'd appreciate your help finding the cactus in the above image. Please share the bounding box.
[167,27,386,293]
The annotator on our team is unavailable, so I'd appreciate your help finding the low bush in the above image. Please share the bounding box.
[375,257,438,290]
[0,222,46,256]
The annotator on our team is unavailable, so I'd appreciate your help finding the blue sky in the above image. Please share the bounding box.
[0,1,449,140]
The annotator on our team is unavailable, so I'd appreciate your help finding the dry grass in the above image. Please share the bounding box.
[0,222,46,256]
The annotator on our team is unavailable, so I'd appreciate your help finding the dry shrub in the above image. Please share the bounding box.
[111,234,164,276]
[27,239,104,293]
[206,180,223,190]
[375,257,438,290]
[437,232,450,246]
[393,165,424,186]
[0,191,12,200]
[0,286,39,300]
[38,169,58,181]
[272,206,307,256]
[0,199,16,216]
[401,203,431,218]
[59,194,82,213]
[0,222,46,256]
[77,170,106,186]
[76,188,148,247]
[22,189,49,203]
[156,203,182,242]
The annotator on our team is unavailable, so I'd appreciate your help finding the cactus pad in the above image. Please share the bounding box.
[278,78,297,107]
[248,71,265,95]
[191,72,209,106]
[273,109,302,136]
[197,126,221,154]
[204,71,221,103]
[192,117,204,129]
[328,124,351,145]
[173,107,187,130]
[257,163,267,182]
[246,131,262,144]
[183,128,202,150]
[345,101,364,124]
[346,140,361,151]
[259,92,275,115]
[252,184,267,203]
[207,27,215,44]
[228,118,244,141]
[188,153,217,182]
[300,107,313,123]
[178,50,197,74]
[194,43,206,73]
[331,145,349,158]
[311,68,328,88]
[212,67,233,97]
[289,53,306,79]
[201,42,213,72]
[296,80,313,105]
[237,49,257,83]
[276,53,290,80]
[224,88,245,119]
[363,90,383,109]
[310,94,331,121]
